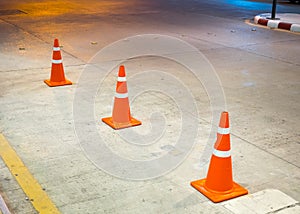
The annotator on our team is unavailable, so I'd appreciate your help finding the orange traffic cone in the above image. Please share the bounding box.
[191,111,248,203]
[102,65,141,129]
[44,39,72,87]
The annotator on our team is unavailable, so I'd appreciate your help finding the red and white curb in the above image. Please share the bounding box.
[254,13,300,33]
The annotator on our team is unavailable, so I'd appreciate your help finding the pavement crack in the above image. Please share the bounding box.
[0,17,87,64]
[0,63,86,73]
[231,133,300,169]
[236,46,300,67]
[181,32,300,67]
[196,116,300,169]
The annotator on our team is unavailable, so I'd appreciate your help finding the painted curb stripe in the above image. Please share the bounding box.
[258,18,268,26]
[267,20,279,29]
[278,22,292,30]
[291,24,300,32]
[213,149,231,158]
[254,15,260,24]
[0,134,60,214]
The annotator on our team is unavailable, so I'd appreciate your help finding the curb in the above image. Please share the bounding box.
[223,189,299,214]
[254,14,300,33]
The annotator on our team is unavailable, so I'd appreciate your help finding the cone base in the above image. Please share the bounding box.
[102,117,141,130]
[44,79,72,87]
[191,179,248,203]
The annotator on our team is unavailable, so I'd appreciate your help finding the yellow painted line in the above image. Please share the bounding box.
[0,134,60,214]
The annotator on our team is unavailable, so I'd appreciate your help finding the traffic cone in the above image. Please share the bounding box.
[44,39,72,87]
[102,65,141,129]
[191,111,248,203]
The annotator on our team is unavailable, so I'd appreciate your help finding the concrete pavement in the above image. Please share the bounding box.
[0,0,300,213]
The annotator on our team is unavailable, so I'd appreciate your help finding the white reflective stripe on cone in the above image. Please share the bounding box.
[52,59,63,64]
[115,92,128,99]
[53,47,60,51]
[213,149,231,158]
[218,127,230,134]
[117,77,126,82]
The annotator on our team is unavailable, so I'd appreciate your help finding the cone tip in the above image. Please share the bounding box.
[54,38,59,47]
[118,65,126,77]
[219,111,229,128]
[222,111,228,116]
